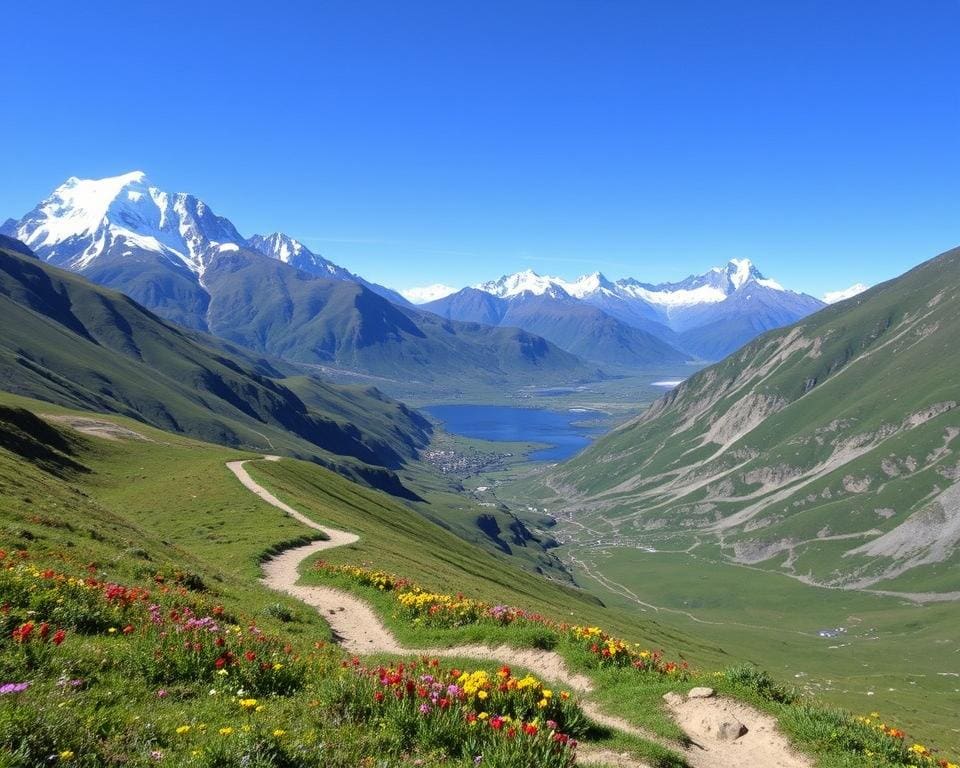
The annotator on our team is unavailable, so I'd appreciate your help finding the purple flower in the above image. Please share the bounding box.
[156,689,168,699]
[0,682,30,695]
[419,703,431,714]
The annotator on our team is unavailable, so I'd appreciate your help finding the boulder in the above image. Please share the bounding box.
[717,718,748,741]
[662,691,684,706]
[687,686,715,698]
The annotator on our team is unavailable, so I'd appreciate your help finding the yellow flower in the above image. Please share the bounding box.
[478,712,489,720]
[218,727,234,736]
[542,689,552,699]
[176,725,191,735]
[538,698,548,708]
[273,729,286,737]
[477,690,488,700]
[59,751,75,761]
[238,698,258,710]
[107,628,117,634]
[273,663,284,671]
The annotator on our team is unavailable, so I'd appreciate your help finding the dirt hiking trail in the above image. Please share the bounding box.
[228,458,812,768]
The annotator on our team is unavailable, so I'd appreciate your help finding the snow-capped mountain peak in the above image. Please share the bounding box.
[725,258,756,289]
[563,271,616,298]
[245,232,350,280]
[468,259,789,307]
[11,171,246,275]
[401,284,459,304]
[475,269,571,299]
[247,232,306,264]
[822,283,869,304]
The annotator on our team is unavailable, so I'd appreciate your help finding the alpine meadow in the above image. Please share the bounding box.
[2,3,958,768]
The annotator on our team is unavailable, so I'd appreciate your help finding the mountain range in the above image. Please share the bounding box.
[549,245,960,596]
[2,173,592,388]
[422,260,826,362]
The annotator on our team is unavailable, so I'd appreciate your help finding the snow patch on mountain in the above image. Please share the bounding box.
[10,171,248,276]
[401,283,459,304]
[469,259,791,308]
[616,281,729,307]
[823,283,869,304]
[475,269,571,298]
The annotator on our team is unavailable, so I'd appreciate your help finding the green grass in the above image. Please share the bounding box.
[2,391,955,767]
[563,544,960,754]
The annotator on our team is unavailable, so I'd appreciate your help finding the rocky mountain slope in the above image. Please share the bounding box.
[550,246,960,596]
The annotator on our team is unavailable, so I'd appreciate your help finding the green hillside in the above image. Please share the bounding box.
[0,243,431,494]
[2,393,955,766]
[553,245,960,594]
[203,249,597,387]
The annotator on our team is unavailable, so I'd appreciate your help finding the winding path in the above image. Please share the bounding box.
[229,457,812,768]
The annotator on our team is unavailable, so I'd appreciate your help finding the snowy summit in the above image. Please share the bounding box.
[822,283,869,304]
[401,283,459,304]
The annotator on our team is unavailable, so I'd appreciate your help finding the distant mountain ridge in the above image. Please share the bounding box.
[423,260,825,361]
[1,171,409,307]
[3,174,591,388]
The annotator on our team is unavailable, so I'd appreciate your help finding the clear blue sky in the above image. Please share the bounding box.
[2,1,958,297]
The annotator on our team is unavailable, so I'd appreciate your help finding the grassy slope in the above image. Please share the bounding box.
[0,244,434,490]
[0,393,695,765]
[0,390,715,659]
[554,246,960,591]
[1,392,953,766]
[523,247,960,751]
[203,249,598,387]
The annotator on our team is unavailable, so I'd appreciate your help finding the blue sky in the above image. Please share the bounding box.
[2,1,958,297]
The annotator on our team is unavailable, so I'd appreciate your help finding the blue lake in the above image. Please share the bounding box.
[424,404,607,462]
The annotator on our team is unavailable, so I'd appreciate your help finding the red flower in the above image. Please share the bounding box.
[12,622,34,643]
[522,723,538,736]
[373,691,385,703]
[122,625,135,635]
[52,629,67,646]
[38,622,50,640]
[244,651,256,662]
